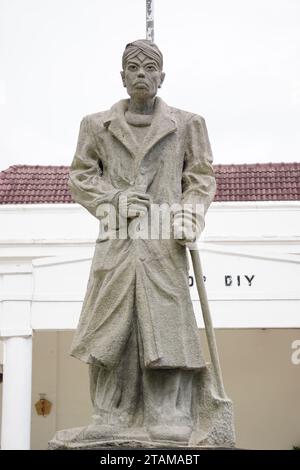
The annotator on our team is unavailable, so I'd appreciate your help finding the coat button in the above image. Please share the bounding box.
[129,180,135,185]
[140,168,145,175]
[139,256,145,262]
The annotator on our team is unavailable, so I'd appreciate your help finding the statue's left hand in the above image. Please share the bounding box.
[172,210,203,246]
[173,219,196,246]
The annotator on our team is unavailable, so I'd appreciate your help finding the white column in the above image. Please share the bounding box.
[1,333,32,450]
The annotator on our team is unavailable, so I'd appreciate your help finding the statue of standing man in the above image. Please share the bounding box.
[50,40,235,449]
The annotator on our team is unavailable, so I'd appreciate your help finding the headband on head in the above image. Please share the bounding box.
[122,39,163,70]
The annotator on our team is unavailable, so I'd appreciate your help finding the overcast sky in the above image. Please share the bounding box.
[0,0,299,171]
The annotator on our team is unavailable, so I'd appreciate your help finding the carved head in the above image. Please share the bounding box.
[121,40,165,100]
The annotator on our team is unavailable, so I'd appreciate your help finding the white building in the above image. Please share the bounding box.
[0,162,300,450]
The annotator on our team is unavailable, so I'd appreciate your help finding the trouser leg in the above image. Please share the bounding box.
[89,314,142,426]
[134,310,194,440]
[142,368,194,427]
[141,368,194,441]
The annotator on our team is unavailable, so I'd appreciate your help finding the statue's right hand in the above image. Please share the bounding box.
[119,190,152,219]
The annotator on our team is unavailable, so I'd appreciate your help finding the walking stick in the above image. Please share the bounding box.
[189,246,227,399]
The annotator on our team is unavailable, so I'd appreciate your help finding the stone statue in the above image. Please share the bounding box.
[49,40,235,449]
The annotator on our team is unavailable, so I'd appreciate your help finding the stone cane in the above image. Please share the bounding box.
[189,247,227,399]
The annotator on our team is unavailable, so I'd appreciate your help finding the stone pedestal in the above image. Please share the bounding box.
[49,365,235,450]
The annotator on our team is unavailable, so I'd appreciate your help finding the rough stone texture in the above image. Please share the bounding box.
[48,365,235,450]
[68,95,215,371]
[49,39,235,449]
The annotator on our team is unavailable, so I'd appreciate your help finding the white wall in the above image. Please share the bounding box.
[1,202,299,330]
[1,202,299,248]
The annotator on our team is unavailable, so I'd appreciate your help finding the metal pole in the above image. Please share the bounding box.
[190,247,227,399]
[146,0,154,41]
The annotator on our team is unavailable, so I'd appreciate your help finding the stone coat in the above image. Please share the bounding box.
[69,97,216,370]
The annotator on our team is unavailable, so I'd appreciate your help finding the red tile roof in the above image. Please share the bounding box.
[213,162,300,202]
[0,165,72,204]
[0,163,299,204]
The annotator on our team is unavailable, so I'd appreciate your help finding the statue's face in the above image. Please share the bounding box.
[121,52,165,100]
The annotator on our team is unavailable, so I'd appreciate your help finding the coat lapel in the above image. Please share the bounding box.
[103,98,177,160]
[141,97,177,159]
[103,100,139,158]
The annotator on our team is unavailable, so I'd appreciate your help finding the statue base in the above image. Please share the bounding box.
[48,426,234,450]
[49,365,235,450]
[49,401,235,450]
[48,436,233,450]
